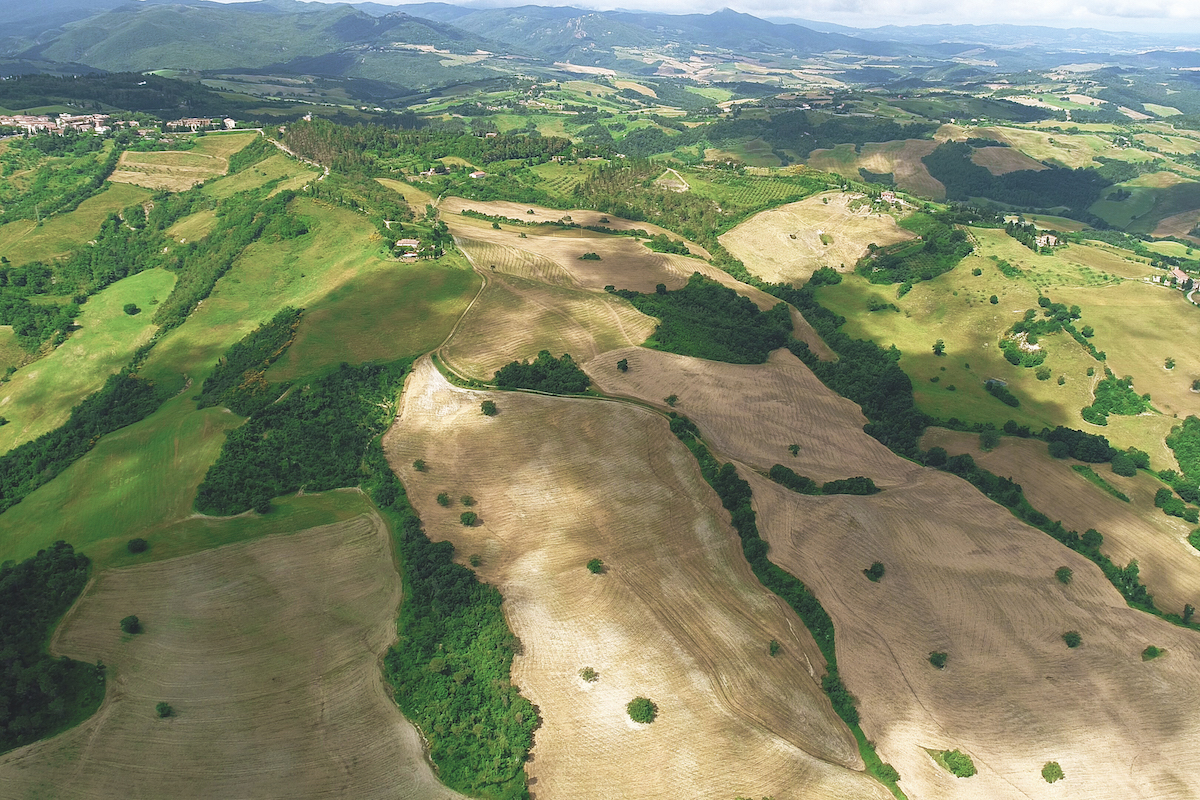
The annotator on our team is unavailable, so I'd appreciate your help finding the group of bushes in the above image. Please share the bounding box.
[1082,372,1150,426]
[610,273,791,365]
[768,465,879,496]
[493,350,590,394]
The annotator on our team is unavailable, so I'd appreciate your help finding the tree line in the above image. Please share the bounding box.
[0,542,104,755]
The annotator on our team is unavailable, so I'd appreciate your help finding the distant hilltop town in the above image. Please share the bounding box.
[0,113,239,135]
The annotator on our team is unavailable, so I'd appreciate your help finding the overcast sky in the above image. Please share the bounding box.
[346,0,1200,33]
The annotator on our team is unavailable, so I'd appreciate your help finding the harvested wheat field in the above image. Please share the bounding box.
[807,141,945,199]
[970,146,1049,176]
[452,216,832,357]
[720,192,916,285]
[440,196,711,258]
[1153,208,1200,242]
[439,271,656,379]
[383,357,892,800]
[748,462,1200,800]
[585,346,911,485]
[108,151,229,191]
[0,513,463,800]
[923,427,1200,614]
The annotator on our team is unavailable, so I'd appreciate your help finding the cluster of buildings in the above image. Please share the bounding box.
[0,112,114,134]
[0,113,238,136]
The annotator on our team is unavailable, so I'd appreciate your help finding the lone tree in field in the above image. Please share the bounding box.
[1041,761,1064,783]
[929,651,948,669]
[436,492,450,506]
[460,511,478,526]
[1142,645,1164,661]
[481,400,497,416]
[155,702,173,718]
[123,303,141,316]
[1062,631,1082,648]
[769,639,781,657]
[120,615,142,634]
[940,749,976,778]
[1055,566,1073,585]
[863,562,885,582]
[586,558,604,574]
[461,495,475,507]
[616,358,629,372]
[413,459,426,472]
[627,697,658,723]
[579,666,599,682]
[933,339,945,356]
[788,444,800,456]
[127,538,148,554]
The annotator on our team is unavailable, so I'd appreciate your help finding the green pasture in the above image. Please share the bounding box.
[0,182,151,267]
[0,268,176,456]
[202,152,317,199]
[267,249,479,381]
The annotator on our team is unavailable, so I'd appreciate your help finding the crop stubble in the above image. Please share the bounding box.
[0,513,464,800]
[383,357,891,800]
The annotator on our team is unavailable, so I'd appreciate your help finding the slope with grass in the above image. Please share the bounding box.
[807,140,945,199]
[719,191,917,285]
[923,427,1200,615]
[382,357,891,800]
[0,513,466,800]
[108,132,259,192]
[0,183,151,267]
[0,268,176,456]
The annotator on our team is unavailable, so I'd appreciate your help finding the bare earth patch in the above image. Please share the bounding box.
[383,357,891,800]
[441,196,711,259]
[922,428,1200,615]
[750,466,1200,800]
[585,347,912,485]
[0,514,464,800]
[719,192,916,286]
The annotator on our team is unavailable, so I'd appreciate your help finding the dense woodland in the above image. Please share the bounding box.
[855,211,973,287]
[0,542,103,755]
[493,351,590,393]
[196,308,303,416]
[612,273,791,364]
[195,361,410,514]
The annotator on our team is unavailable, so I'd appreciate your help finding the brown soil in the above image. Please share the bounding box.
[0,514,463,800]
[383,357,892,800]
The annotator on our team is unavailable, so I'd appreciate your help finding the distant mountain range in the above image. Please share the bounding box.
[1,0,1198,88]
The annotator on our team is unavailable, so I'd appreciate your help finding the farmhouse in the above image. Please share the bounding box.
[470,170,487,179]
[1035,234,1059,248]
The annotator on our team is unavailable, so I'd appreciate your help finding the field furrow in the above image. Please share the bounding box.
[383,357,891,800]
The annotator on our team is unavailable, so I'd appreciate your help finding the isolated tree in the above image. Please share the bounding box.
[627,697,658,723]
[127,538,148,554]
[123,303,140,316]
[461,495,475,507]
[929,651,948,669]
[941,749,975,778]
[863,562,885,582]
[460,511,477,526]
[788,444,800,456]
[1062,631,1082,648]
[586,558,604,574]
[769,639,781,657]
[1055,566,1073,585]
[1081,325,1094,338]
[436,492,450,506]
[616,358,629,372]
[481,400,497,416]
[979,430,1000,451]
[413,459,427,472]
[664,394,678,407]
[989,295,999,304]
[155,702,173,718]
[120,615,142,634]
[1142,645,1164,661]
[1041,761,1064,783]
[1166,357,1176,370]
[932,339,945,356]
[579,666,599,682]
